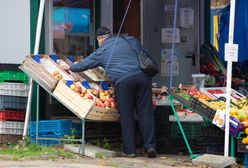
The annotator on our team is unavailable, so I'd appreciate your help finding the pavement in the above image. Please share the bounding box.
[0,154,198,168]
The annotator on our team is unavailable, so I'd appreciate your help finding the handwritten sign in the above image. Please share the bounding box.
[225,43,238,62]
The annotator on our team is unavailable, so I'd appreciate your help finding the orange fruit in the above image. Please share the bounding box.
[242,137,248,144]
[245,128,248,135]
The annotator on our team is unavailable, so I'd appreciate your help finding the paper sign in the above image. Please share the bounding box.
[212,109,225,128]
[225,43,238,62]
[161,49,179,77]
[180,8,194,28]
[161,28,180,43]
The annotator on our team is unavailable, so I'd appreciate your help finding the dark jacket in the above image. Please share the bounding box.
[70,35,143,84]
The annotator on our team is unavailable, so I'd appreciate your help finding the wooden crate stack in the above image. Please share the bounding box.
[20,55,119,122]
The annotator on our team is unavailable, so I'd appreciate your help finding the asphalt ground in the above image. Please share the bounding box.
[0,154,198,168]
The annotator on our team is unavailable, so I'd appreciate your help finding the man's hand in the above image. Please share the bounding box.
[61,64,70,72]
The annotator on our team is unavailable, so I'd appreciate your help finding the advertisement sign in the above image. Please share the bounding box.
[53,7,90,35]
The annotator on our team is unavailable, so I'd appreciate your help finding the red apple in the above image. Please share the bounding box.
[110,102,116,109]
[99,101,105,107]
[109,98,115,103]
[104,100,111,107]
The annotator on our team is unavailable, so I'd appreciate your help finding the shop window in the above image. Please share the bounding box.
[52,0,95,57]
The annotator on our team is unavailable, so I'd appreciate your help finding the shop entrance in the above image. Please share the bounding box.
[113,0,141,40]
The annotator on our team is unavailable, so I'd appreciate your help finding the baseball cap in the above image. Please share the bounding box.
[96,27,111,37]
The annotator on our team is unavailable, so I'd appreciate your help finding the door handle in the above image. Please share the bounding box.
[185,53,196,66]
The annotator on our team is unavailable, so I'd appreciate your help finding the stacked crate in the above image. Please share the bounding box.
[0,71,29,143]
[29,120,72,146]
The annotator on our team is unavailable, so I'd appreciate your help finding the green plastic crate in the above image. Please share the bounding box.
[170,122,203,139]
[0,71,28,83]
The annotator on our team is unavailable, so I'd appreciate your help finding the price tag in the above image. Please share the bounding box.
[225,43,238,62]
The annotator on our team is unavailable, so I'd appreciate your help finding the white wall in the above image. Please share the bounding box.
[0,0,30,64]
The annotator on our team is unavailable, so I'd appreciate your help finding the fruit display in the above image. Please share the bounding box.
[67,81,117,109]
[95,89,116,109]
[206,88,224,94]
[236,98,248,108]
[202,87,246,102]
[188,88,211,101]
[176,93,191,100]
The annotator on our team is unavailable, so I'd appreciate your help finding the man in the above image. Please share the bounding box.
[66,27,157,158]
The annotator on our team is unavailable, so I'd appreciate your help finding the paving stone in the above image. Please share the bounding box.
[64,144,116,158]
[192,154,236,168]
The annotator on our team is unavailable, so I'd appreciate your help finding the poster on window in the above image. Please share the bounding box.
[53,7,90,38]
[161,49,179,77]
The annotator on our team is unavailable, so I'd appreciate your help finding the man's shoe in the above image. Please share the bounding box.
[146,148,157,158]
[116,152,136,158]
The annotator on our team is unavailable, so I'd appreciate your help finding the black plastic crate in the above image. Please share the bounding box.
[190,97,216,121]
[169,122,203,140]
[168,89,192,108]
[237,139,248,153]
[0,95,27,110]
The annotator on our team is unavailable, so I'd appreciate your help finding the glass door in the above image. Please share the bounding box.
[45,0,95,58]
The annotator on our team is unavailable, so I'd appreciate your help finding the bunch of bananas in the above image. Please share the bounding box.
[235,98,248,108]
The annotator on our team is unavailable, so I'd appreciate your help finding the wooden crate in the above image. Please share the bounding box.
[87,106,120,121]
[58,55,108,82]
[20,55,75,92]
[53,81,119,121]
[19,55,59,92]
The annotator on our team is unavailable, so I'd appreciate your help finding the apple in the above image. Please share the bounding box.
[96,101,100,107]
[81,88,87,94]
[100,96,106,102]
[70,84,76,91]
[83,93,93,100]
[93,89,98,96]
[105,94,111,99]
[104,100,111,107]
[109,90,114,94]
[75,85,82,93]
[99,101,105,107]
[104,90,109,95]
[99,92,105,98]
[109,98,115,103]
[53,70,59,76]
[110,102,116,109]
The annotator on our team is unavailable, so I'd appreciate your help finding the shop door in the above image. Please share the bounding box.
[113,0,141,40]
[143,0,206,87]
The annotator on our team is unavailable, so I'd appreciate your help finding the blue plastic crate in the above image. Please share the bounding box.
[30,133,62,146]
[29,120,72,136]
[72,122,82,135]
[244,153,248,167]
